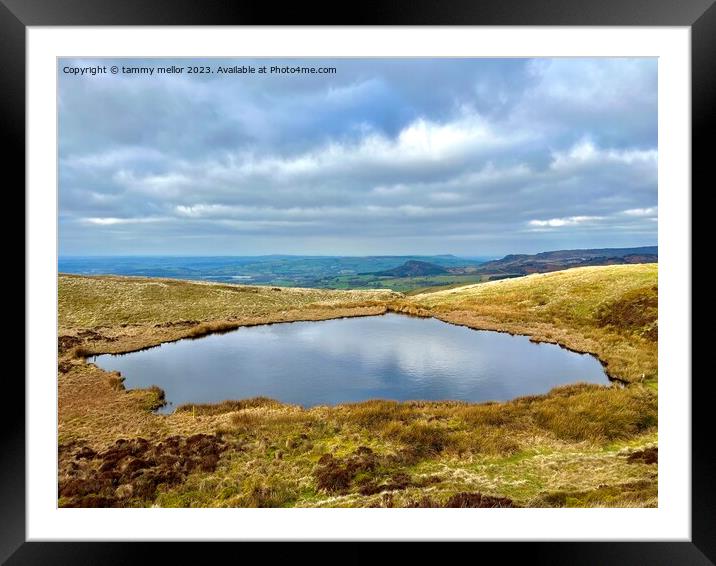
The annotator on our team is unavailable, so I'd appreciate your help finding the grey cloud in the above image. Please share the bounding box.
[59,57,657,256]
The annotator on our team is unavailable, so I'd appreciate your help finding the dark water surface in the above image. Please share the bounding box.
[89,314,610,413]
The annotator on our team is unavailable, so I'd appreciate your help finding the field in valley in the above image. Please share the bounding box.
[57,264,658,508]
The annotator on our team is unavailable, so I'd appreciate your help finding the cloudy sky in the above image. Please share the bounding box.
[59,58,657,256]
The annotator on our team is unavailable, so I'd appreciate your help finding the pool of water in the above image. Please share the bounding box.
[89,314,610,413]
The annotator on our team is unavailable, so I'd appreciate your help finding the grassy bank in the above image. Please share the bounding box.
[392,264,657,384]
[57,265,658,508]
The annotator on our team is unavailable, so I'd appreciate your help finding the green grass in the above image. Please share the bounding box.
[58,264,658,508]
[393,264,657,383]
[408,264,656,330]
[316,273,488,292]
[149,385,657,508]
[59,273,399,327]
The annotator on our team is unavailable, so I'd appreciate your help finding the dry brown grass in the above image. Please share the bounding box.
[57,266,658,507]
[391,264,657,383]
[175,397,281,416]
[58,275,398,451]
[59,273,398,328]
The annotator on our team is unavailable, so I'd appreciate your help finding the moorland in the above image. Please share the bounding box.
[57,262,658,508]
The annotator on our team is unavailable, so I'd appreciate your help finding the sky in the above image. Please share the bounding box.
[58,58,657,257]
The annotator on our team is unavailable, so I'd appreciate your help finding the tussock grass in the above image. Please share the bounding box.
[531,479,657,508]
[143,385,167,412]
[336,400,417,428]
[237,476,301,508]
[331,384,655,458]
[175,397,282,416]
[143,389,657,507]
[57,266,658,507]
[385,422,452,457]
[527,384,656,442]
[105,372,125,391]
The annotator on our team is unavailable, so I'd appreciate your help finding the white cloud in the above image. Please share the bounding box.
[550,139,657,171]
[622,207,657,217]
[63,147,166,169]
[113,170,190,198]
[528,215,603,228]
[196,112,522,183]
[82,217,166,225]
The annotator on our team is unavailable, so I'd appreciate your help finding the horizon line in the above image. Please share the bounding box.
[58,244,658,260]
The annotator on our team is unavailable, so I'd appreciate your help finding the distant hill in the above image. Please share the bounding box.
[475,246,657,276]
[368,260,450,277]
[58,248,657,292]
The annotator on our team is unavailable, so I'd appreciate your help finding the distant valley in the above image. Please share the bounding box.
[355,246,658,291]
[59,246,657,293]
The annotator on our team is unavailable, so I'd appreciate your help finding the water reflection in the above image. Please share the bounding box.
[90,314,610,413]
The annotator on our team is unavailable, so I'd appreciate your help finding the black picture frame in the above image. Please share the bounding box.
[8,0,711,563]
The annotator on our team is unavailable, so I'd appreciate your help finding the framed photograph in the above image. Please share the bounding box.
[11,0,710,562]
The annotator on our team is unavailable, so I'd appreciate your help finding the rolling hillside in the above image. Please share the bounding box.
[367,260,450,277]
[57,265,658,508]
[395,264,658,383]
[473,246,657,277]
